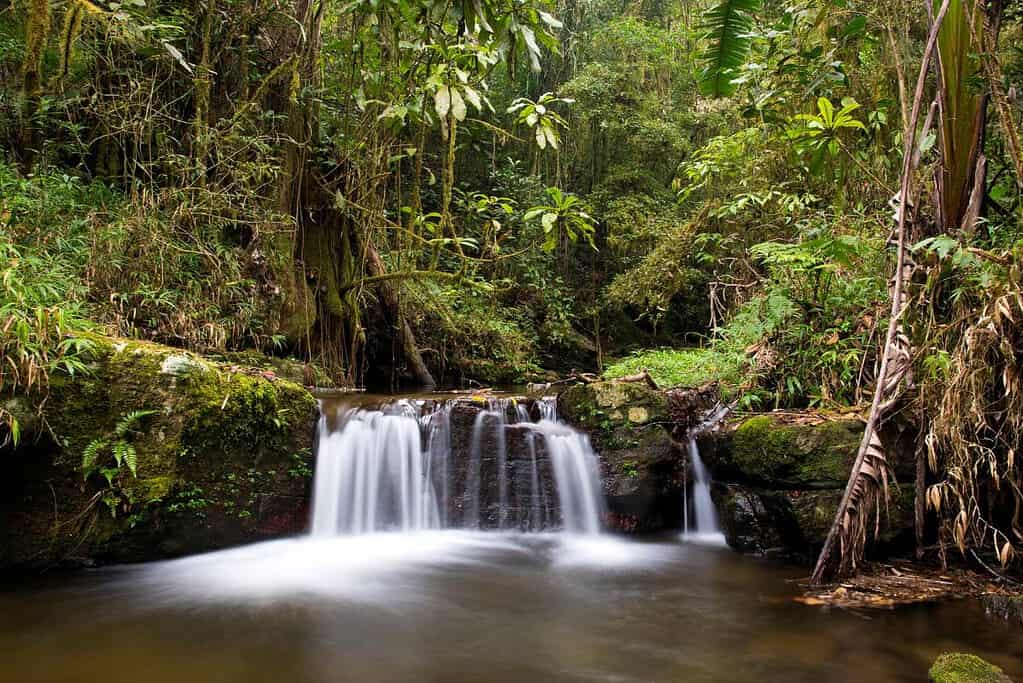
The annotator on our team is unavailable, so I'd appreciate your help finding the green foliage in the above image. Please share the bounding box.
[723,229,885,406]
[0,164,103,443]
[788,97,867,175]
[508,92,572,150]
[81,408,156,517]
[409,281,543,384]
[523,187,597,253]
[82,409,156,479]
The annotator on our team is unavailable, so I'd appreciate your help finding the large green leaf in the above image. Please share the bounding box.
[935,0,986,231]
[698,0,761,98]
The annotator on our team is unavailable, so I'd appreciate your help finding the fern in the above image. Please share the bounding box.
[81,408,152,482]
[698,0,761,98]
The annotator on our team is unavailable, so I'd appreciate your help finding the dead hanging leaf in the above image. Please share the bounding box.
[996,295,1015,323]
[998,539,1014,567]
[161,40,194,74]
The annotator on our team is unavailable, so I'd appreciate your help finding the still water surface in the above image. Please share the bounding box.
[1,533,1020,682]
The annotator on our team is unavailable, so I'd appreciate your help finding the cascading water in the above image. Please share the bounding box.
[681,405,729,545]
[539,421,603,534]
[311,397,604,536]
[682,437,725,544]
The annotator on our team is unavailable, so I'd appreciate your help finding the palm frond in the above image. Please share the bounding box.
[698,0,761,98]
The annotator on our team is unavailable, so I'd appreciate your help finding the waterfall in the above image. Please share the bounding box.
[538,396,557,421]
[311,409,440,535]
[310,397,604,536]
[681,405,729,545]
[423,402,453,527]
[682,437,725,544]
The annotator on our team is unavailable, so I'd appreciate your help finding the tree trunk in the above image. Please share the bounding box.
[18,0,50,173]
[364,237,437,390]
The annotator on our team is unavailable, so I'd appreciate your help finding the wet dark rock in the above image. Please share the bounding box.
[437,401,558,530]
[715,484,784,554]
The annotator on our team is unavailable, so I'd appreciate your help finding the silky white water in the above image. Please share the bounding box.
[539,420,604,535]
[682,437,726,545]
[311,397,604,535]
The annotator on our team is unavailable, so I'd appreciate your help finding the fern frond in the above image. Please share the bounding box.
[115,409,157,437]
[82,439,106,473]
[122,443,138,477]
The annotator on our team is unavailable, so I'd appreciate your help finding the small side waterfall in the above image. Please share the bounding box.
[311,397,604,536]
[683,437,724,543]
[681,405,729,545]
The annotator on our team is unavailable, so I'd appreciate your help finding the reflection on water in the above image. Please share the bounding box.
[1,534,1020,683]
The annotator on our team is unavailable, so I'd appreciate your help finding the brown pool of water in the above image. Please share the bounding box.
[0,533,1019,683]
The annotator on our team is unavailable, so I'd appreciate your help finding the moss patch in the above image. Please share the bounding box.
[929,653,1012,683]
[604,347,744,392]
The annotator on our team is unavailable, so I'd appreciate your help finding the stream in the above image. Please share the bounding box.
[2,534,1021,682]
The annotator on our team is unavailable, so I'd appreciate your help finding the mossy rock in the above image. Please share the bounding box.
[717,414,864,489]
[559,382,681,532]
[0,334,318,572]
[559,381,669,430]
[929,653,1012,682]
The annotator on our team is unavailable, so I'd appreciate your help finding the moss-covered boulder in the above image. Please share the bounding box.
[0,334,318,572]
[929,653,1012,682]
[702,412,917,558]
[709,414,864,489]
[559,381,681,532]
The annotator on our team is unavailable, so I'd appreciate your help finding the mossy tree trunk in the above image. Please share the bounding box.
[18,0,50,173]
[276,0,324,343]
